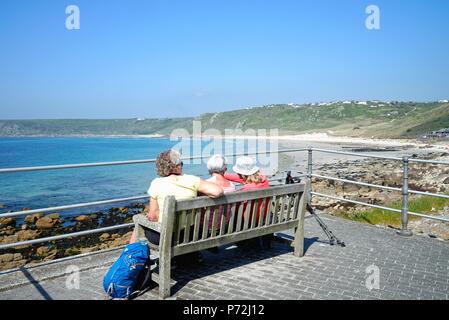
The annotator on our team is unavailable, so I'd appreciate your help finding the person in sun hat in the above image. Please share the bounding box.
[224,156,269,191]
[224,156,273,248]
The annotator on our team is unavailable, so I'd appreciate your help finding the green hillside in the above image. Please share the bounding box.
[0,101,448,138]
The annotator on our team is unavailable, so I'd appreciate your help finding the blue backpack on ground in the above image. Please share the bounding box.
[103,240,152,299]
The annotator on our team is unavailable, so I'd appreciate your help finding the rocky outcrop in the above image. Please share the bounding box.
[0,203,144,271]
[36,216,61,230]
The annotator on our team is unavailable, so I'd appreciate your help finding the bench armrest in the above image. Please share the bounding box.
[133,214,161,233]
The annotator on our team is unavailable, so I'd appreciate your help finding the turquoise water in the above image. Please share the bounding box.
[0,137,209,215]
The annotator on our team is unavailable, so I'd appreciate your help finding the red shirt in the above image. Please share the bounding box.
[224,173,269,190]
[224,173,270,226]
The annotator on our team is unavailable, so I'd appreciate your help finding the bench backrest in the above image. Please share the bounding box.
[159,183,307,257]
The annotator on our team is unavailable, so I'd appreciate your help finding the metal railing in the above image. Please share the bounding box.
[307,147,449,237]
[0,146,448,250]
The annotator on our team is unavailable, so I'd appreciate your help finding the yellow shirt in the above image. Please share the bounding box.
[147,174,201,223]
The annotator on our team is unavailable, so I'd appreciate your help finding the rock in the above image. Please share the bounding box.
[13,253,22,261]
[99,233,110,241]
[75,215,92,223]
[45,213,60,220]
[64,248,81,256]
[0,253,14,263]
[119,207,128,214]
[0,226,16,236]
[36,246,50,256]
[24,213,43,224]
[16,229,40,241]
[443,177,449,184]
[0,259,28,271]
[80,246,99,254]
[35,216,58,230]
[0,217,15,228]
[1,234,18,244]
[0,203,6,209]
[21,224,28,230]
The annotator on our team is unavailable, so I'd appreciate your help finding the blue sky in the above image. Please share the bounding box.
[0,0,448,119]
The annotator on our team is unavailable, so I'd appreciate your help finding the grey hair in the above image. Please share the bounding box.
[169,149,182,165]
[207,154,228,174]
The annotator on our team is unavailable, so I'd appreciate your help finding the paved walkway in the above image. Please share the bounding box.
[0,214,448,300]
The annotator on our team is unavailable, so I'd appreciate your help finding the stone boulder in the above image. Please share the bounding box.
[0,218,15,229]
[99,233,110,241]
[24,213,43,224]
[16,229,40,241]
[0,253,14,263]
[35,216,59,230]
[75,215,92,223]
[45,213,60,220]
[36,246,50,256]
[119,207,128,214]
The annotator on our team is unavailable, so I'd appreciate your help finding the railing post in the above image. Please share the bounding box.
[397,156,413,237]
[307,146,313,205]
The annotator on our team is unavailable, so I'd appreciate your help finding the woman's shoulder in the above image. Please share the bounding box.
[178,174,201,185]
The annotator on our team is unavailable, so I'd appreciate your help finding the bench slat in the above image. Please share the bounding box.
[242,201,251,231]
[227,202,236,234]
[210,206,218,238]
[192,208,201,242]
[286,195,293,221]
[235,202,244,232]
[292,194,300,220]
[250,200,257,229]
[173,211,183,246]
[272,196,280,224]
[202,207,211,240]
[219,204,227,236]
[183,209,194,244]
[265,197,273,226]
[258,197,267,227]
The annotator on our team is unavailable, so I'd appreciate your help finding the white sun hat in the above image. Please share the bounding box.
[232,156,259,176]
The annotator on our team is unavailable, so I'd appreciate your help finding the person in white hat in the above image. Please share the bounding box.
[224,156,272,248]
[224,156,269,191]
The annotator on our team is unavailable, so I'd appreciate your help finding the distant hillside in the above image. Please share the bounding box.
[1,101,448,138]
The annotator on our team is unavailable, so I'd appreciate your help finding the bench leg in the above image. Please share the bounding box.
[293,224,304,257]
[158,251,172,299]
[135,222,145,241]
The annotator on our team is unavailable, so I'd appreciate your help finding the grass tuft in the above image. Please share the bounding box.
[334,195,449,227]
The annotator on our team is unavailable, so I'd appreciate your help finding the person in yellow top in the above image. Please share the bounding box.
[129,149,223,245]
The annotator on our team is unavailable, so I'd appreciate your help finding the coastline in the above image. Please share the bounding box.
[2,132,446,151]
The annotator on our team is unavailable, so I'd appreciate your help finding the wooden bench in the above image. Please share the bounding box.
[133,182,307,299]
